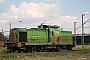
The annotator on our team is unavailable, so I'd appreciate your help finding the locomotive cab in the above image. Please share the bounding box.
[38,23,60,42]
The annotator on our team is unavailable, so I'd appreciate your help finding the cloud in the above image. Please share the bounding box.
[45,0,52,1]
[7,2,60,19]
[0,0,5,4]
[83,11,90,14]
[0,19,7,23]
[48,16,79,25]
[0,2,60,23]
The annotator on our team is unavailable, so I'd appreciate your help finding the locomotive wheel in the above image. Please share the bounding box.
[36,47,42,52]
[9,47,16,53]
[24,47,33,53]
[66,45,72,50]
[17,48,22,53]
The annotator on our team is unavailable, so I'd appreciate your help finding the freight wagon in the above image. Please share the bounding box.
[4,23,75,52]
[0,42,4,46]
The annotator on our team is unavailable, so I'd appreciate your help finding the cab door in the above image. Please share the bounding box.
[19,32,27,42]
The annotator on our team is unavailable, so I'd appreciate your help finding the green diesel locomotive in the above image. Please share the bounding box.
[4,23,74,52]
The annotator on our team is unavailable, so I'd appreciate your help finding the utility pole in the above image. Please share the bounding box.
[82,14,85,45]
[44,20,45,24]
[74,22,77,43]
[9,23,11,29]
[82,14,90,45]
[2,29,3,42]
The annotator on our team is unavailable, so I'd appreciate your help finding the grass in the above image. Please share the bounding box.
[0,46,90,60]
[72,45,90,51]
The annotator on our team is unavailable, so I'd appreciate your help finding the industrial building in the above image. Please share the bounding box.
[72,34,90,45]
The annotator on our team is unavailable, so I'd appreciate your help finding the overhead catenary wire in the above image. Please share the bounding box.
[76,18,90,30]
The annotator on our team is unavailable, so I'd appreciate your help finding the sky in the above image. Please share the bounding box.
[0,0,90,36]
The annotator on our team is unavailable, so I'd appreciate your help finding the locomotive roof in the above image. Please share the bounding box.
[48,25,60,28]
[38,24,60,28]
